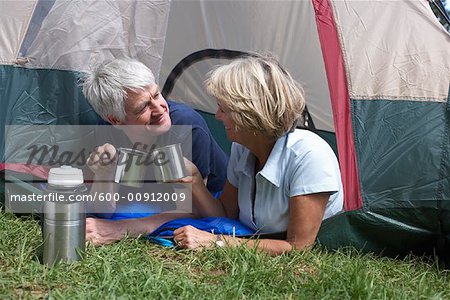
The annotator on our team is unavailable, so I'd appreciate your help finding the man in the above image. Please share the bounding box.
[82,58,228,245]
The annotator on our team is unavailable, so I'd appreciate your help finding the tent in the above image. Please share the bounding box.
[1,0,449,257]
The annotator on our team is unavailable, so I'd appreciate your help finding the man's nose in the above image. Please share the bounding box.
[151,103,165,115]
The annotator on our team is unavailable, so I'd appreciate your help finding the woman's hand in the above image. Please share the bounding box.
[177,158,203,185]
[86,143,117,180]
[173,225,216,250]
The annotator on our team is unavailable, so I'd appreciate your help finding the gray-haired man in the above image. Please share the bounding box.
[82,58,228,245]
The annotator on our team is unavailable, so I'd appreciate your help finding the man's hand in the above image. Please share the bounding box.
[86,143,117,180]
[86,217,127,246]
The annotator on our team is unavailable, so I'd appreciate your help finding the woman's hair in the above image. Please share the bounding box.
[205,54,305,139]
[81,58,156,121]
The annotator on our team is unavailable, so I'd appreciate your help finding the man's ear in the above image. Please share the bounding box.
[107,115,123,125]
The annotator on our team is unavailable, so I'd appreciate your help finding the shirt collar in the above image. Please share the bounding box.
[234,147,255,177]
[234,134,288,187]
[258,134,289,187]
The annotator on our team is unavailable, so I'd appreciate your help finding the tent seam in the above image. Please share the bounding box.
[436,86,450,199]
[329,0,353,95]
[435,86,450,202]
[435,85,450,251]
[15,0,38,60]
[350,95,448,103]
[350,99,367,211]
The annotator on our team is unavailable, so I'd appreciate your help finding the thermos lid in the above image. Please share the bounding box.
[48,165,84,187]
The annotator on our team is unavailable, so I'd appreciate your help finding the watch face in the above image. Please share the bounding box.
[215,240,225,247]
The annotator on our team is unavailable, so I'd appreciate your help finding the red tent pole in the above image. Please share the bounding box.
[312,0,363,210]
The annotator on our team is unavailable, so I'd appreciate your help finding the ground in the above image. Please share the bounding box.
[1,213,449,299]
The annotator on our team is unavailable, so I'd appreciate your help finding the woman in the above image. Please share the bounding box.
[174,54,343,255]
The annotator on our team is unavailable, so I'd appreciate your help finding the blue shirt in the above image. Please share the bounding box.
[95,100,228,194]
[227,129,343,233]
[91,100,228,218]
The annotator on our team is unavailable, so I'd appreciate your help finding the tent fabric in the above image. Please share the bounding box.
[9,0,170,79]
[317,208,447,257]
[0,66,100,161]
[0,1,35,65]
[352,100,449,210]
[331,0,450,102]
[0,163,48,180]
[160,0,335,133]
[1,0,450,258]
[18,0,55,58]
[316,0,450,255]
[312,0,363,210]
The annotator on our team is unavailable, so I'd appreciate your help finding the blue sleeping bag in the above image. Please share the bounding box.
[147,217,255,247]
[96,203,256,247]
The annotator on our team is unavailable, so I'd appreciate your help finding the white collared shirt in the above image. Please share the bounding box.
[227,129,343,233]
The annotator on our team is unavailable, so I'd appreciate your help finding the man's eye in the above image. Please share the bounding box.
[136,106,148,116]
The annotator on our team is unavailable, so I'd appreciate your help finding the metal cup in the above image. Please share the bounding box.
[152,143,187,182]
[114,147,149,188]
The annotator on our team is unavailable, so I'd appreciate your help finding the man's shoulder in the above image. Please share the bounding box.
[167,100,207,127]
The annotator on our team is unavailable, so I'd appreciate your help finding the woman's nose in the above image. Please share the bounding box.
[215,109,222,121]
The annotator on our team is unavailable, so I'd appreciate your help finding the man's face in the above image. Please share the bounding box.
[121,84,171,136]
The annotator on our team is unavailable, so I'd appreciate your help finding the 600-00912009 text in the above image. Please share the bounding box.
[95,192,186,202]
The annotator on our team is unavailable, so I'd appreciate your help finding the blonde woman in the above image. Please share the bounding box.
[174,55,343,255]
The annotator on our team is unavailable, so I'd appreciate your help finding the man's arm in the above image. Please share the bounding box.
[86,212,195,245]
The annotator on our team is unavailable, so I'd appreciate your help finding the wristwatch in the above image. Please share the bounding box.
[215,235,225,247]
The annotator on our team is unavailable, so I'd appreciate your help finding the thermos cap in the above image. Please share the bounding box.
[48,165,84,187]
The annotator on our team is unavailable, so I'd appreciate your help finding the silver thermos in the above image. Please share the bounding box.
[42,165,86,265]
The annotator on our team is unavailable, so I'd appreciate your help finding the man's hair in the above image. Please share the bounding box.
[205,54,305,139]
[82,58,156,121]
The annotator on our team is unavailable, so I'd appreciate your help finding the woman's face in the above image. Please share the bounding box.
[215,101,239,143]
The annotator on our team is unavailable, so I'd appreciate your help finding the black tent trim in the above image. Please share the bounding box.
[161,48,317,132]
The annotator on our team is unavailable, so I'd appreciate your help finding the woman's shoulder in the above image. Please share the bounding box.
[281,130,338,167]
[286,129,332,151]
[230,142,249,156]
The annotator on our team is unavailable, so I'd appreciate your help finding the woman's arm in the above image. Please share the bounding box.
[86,178,240,246]
[184,158,239,219]
[192,179,239,219]
[173,192,329,255]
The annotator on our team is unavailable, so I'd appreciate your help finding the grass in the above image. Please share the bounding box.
[1,212,449,299]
